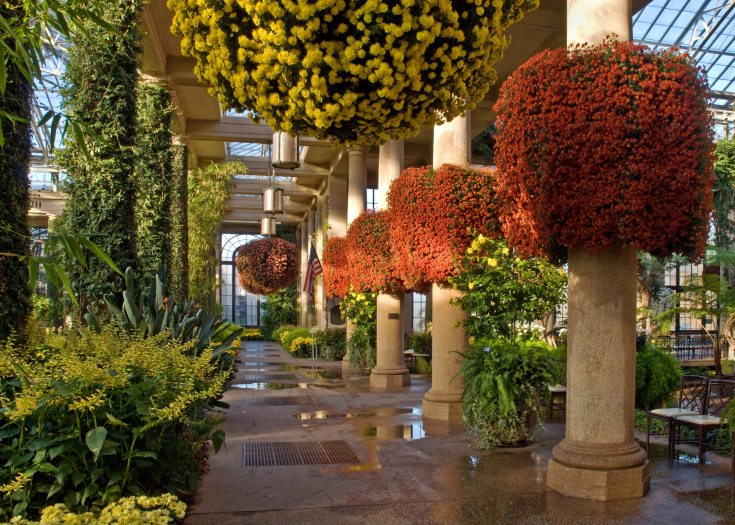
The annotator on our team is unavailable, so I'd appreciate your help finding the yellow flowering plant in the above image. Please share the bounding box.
[0,328,229,520]
[448,236,566,339]
[167,0,538,144]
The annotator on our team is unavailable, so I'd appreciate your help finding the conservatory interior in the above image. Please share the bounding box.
[3,0,735,523]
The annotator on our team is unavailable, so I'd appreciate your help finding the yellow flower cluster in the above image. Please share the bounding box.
[9,494,186,525]
[289,336,312,353]
[167,0,538,145]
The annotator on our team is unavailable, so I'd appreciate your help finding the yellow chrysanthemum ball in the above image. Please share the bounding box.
[167,0,538,145]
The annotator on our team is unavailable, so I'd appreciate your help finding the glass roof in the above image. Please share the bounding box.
[26,3,735,176]
[633,0,735,135]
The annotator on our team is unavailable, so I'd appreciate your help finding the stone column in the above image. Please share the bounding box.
[423,113,470,420]
[315,194,326,328]
[344,146,369,363]
[371,140,410,388]
[546,0,649,501]
[299,218,310,327]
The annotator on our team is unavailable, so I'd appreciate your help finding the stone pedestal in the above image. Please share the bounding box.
[422,284,466,420]
[547,246,649,500]
[371,293,410,388]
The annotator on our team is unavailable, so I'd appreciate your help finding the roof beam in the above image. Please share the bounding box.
[230,180,319,196]
[222,210,305,223]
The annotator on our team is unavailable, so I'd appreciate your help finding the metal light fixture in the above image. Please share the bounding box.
[271,131,300,170]
[260,214,276,235]
[262,186,284,214]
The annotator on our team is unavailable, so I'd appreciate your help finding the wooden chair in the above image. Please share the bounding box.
[548,358,567,419]
[646,375,708,458]
[671,378,735,466]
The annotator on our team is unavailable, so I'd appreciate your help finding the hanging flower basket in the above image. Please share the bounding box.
[493,40,714,261]
[236,237,299,294]
[167,0,538,144]
[388,163,501,287]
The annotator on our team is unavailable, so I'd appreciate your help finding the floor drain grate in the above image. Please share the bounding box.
[243,441,359,466]
[240,374,297,382]
[244,396,314,406]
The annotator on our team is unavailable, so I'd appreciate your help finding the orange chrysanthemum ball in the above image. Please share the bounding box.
[493,40,714,261]
[235,237,299,295]
[387,163,501,287]
[344,209,408,294]
[323,236,350,298]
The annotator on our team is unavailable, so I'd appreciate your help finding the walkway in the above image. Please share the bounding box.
[184,341,735,525]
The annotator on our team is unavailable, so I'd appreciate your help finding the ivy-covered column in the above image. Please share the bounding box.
[60,0,143,304]
[169,139,189,301]
[135,80,174,278]
[0,14,31,340]
[371,139,410,389]
[423,114,470,421]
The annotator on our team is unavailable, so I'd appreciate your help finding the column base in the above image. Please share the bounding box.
[422,390,463,421]
[370,367,411,389]
[547,458,650,501]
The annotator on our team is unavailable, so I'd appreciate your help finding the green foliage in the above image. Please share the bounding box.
[461,337,557,448]
[339,290,377,333]
[271,325,295,344]
[406,331,431,354]
[316,328,346,360]
[261,287,297,339]
[348,326,376,375]
[714,139,735,249]
[31,296,62,328]
[449,236,566,338]
[635,344,683,410]
[85,267,243,371]
[0,327,230,519]
[188,162,245,313]
[134,81,174,278]
[168,143,189,302]
[10,494,186,525]
[407,356,431,375]
[633,409,667,434]
[281,327,312,354]
[59,0,144,307]
[0,50,31,341]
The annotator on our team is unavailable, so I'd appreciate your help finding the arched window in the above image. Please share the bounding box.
[220,233,265,326]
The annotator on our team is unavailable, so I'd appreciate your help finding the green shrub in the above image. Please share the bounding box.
[272,325,296,344]
[348,326,376,375]
[289,336,313,358]
[461,337,557,448]
[261,287,297,340]
[316,328,346,360]
[407,356,431,375]
[281,328,312,354]
[406,331,431,354]
[241,328,262,341]
[0,327,229,520]
[635,344,683,410]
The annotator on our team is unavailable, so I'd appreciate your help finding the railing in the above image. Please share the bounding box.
[650,334,718,361]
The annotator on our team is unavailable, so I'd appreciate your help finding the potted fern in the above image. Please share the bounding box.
[461,337,558,448]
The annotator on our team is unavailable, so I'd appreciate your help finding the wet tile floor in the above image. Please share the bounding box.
[184,341,735,525]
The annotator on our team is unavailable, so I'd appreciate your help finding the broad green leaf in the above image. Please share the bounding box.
[79,237,123,275]
[85,427,107,460]
[211,429,225,453]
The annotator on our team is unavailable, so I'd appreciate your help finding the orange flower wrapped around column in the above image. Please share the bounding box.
[493,40,714,260]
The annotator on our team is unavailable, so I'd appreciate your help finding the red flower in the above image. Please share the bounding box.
[388,164,502,285]
[343,209,409,294]
[236,237,299,294]
[323,236,350,298]
[493,40,714,261]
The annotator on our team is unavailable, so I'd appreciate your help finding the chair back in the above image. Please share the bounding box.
[705,378,735,416]
[678,375,708,414]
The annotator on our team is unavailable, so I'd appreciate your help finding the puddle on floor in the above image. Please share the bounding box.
[304,369,343,379]
[361,423,426,441]
[241,361,283,366]
[231,382,300,390]
[642,441,708,464]
[294,407,421,421]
